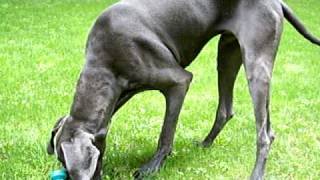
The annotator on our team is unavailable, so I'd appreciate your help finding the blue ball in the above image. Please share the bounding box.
[50,168,67,180]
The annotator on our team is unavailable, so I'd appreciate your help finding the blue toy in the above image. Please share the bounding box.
[50,168,67,180]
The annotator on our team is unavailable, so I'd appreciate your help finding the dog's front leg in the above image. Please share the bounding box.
[133,68,193,179]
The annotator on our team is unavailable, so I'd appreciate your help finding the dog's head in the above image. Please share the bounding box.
[47,116,101,179]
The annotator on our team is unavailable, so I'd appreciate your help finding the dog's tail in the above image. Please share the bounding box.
[281,2,320,46]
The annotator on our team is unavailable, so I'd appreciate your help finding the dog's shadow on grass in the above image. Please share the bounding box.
[101,135,236,179]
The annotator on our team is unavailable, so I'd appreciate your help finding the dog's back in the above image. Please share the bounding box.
[87,0,225,68]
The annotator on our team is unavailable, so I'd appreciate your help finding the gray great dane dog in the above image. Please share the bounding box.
[47,0,320,179]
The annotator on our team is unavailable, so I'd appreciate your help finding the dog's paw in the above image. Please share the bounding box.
[133,167,154,180]
[133,159,163,179]
[194,140,213,148]
[133,169,144,180]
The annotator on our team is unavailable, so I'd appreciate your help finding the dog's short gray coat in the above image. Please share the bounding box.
[47,0,320,179]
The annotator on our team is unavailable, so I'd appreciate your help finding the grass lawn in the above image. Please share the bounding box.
[0,0,319,179]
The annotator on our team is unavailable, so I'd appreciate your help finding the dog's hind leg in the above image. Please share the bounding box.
[237,11,282,180]
[243,43,278,180]
[201,32,242,147]
[133,66,192,179]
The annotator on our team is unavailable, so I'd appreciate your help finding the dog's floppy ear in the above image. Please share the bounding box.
[47,116,67,154]
[61,133,100,179]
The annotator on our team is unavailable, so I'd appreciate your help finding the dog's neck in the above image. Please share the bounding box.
[69,67,121,133]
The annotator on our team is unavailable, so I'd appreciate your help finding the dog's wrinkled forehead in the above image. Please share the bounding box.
[48,116,98,156]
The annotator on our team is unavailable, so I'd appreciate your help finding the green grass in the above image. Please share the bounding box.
[0,0,319,179]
